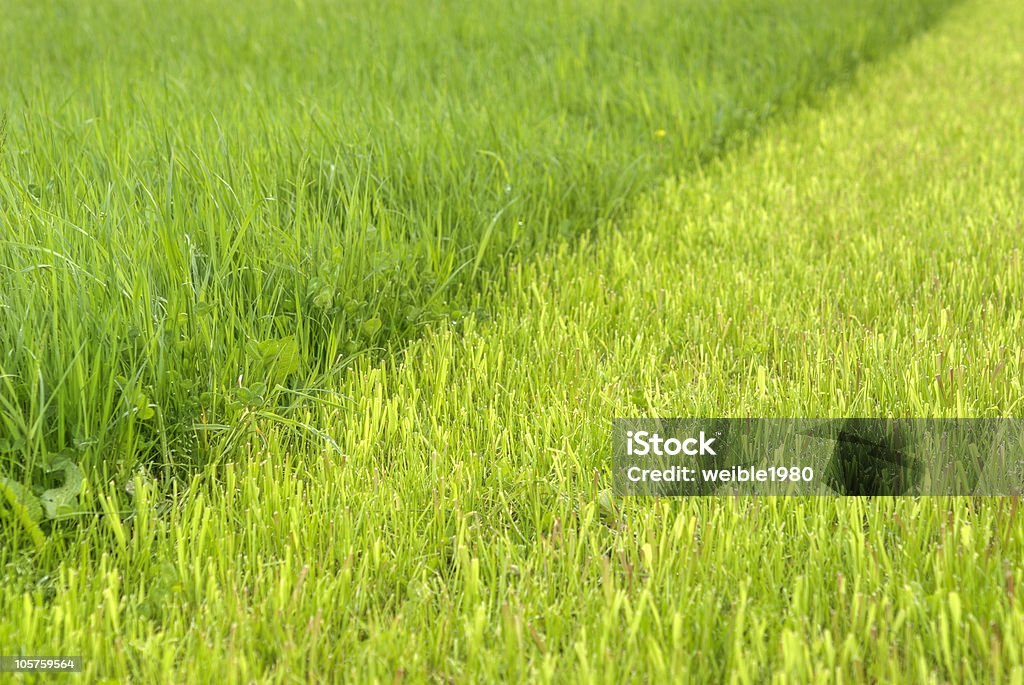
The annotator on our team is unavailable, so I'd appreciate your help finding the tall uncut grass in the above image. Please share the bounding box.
[1,0,955,483]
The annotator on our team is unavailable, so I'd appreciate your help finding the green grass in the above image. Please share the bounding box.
[4,0,1024,681]
[0,0,954,479]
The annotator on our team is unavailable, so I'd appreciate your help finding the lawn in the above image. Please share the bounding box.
[3,0,1023,682]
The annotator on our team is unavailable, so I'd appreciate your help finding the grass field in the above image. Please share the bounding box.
[0,0,955,480]
[2,0,1023,681]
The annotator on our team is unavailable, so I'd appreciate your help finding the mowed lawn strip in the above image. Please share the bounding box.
[3,0,1024,682]
[0,0,956,477]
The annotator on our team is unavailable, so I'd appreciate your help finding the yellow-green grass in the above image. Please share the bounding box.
[3,0,1024,681]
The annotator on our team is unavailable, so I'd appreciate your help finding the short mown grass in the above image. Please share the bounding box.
[4,0,1024,682]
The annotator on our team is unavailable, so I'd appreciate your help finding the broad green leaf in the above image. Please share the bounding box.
[247,336,302,384]
[40,455,86,519]
[361,317,383,336]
